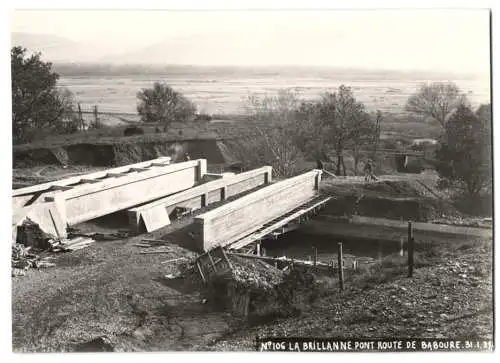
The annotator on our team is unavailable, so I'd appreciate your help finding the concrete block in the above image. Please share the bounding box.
[140,205,171,233]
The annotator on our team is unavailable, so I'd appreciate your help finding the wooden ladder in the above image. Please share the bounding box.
[195,246,233,284]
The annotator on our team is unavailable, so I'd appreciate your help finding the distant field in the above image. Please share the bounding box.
[58,68,491,116]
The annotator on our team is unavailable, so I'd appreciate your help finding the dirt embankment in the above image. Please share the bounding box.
[13,139,237,168]
[212,238,494,351]
[319,178,463,222]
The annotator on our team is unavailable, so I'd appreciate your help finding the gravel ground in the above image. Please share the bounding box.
[210,238,493,351]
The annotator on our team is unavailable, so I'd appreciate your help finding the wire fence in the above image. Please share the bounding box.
[70,103,139,130]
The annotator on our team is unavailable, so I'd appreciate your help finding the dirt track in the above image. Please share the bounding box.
[11,220,241,352]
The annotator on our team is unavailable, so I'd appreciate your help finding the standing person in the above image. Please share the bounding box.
[316,159,324,170]
[364,159,373,182]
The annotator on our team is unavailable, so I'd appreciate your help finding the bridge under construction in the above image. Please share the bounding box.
[12,157,329,252]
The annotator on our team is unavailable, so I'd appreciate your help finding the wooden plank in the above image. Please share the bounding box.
[161,257,187,264]
[142,238,169,243]
[139,250,173,254]
[196,261,206,283]
[220,247,234,272]
[228,252,336,271]
[207,251,217,271]
[229,196,331,250]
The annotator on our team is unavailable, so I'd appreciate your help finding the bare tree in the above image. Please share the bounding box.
[238,89,307,177]
[370,110,382,159]
[236,87,378,178]
[350,111,378,175]
[316,85,376,176]
[405,82,468,128]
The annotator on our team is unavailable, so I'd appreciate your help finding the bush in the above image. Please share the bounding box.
[195,113,212,122]
[136,82,196,130]
[435,104,491,197]
[123,126,144,136]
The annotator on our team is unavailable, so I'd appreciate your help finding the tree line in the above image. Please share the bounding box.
[11,46,492,199]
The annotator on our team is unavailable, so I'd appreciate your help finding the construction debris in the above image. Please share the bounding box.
[52,237,96,252]
[141,238,168,244]
[16,218,54,249]
[228,255,284,290]
[171,206,193,219]
[12,235,96,276]
[135,238,174,253]
[161,257,187,264]
[68,230,131,241]
[139,249,173,255]
[11,243,56,276]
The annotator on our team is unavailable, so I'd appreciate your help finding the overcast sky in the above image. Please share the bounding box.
[10,9,490,73]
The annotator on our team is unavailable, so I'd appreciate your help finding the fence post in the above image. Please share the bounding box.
[77,103,83,130]
[408,221,414,277]
[312,246,317,268]
[337,242,344,291]
[256,241,261,256]
[93,104,99,128]
[400,236,404,257]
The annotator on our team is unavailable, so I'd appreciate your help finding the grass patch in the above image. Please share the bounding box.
[351,255,408,290]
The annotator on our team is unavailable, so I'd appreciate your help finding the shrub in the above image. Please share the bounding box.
[195,113,212,122]
[123,126,144,136]
[136,81,196,131]
[435,104,491,197]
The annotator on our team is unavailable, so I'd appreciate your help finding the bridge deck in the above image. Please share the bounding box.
[229,195,331,250]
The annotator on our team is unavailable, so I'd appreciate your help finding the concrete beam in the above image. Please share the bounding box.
[12,159,206,239]
[192,170,322,251]
[12,156,171,197]
[53,159,207,226]
[127,166,272,233]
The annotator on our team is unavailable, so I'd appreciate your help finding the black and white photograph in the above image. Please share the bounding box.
[4,2,495,355]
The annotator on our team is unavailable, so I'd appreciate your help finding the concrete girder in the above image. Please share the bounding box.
[127,166,272,233]
[192,169,322,251]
